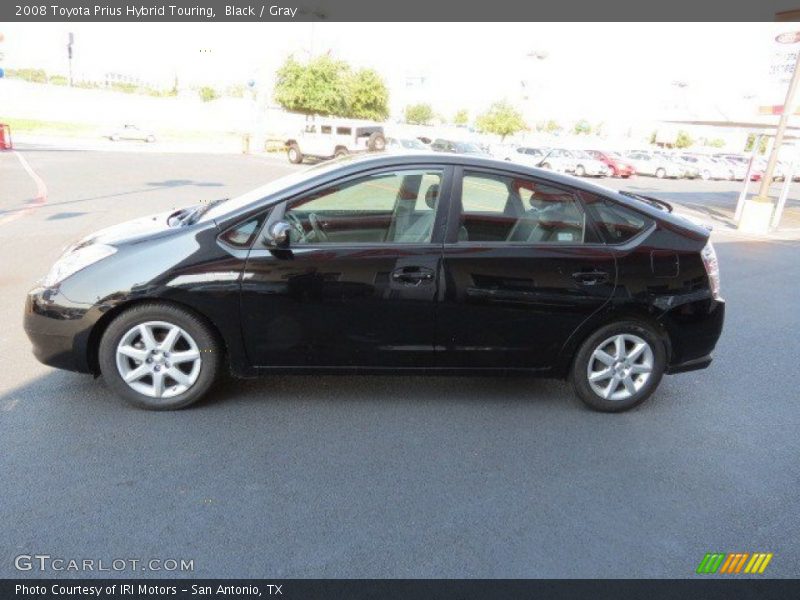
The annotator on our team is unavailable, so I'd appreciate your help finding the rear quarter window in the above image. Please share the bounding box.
[585,195,653,244]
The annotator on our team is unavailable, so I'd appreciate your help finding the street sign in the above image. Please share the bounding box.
[776,31,800,44]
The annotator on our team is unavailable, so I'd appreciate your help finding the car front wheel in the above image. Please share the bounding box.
[99,303,221,410]
[570,321,666,412]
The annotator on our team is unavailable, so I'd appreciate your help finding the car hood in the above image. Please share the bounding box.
[69,208,191,250]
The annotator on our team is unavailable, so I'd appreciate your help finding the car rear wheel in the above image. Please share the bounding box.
[570,321,666,412]
[99,303,221,410]
[287,143,303,164]
[334,147,349,158]
[655,167,666,179]
[575,165,586,177]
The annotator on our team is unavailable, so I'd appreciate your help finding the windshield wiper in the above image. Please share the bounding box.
[185,197,229,224]
[620,191,673,213]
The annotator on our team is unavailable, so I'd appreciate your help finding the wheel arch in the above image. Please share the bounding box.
[555,307,673,379]
[87,298,229,375]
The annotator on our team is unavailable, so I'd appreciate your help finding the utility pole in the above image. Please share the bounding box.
[67,32,74,86]
[738,31,800,233]
[754,35,800,201]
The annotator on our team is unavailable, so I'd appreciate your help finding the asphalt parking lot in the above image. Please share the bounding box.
[1,144,798,578]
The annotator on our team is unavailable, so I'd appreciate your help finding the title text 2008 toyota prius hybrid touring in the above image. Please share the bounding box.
[24,154,724,412]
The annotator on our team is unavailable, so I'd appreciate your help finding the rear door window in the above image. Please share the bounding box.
[457,171,593,244]
[583,194,654,243]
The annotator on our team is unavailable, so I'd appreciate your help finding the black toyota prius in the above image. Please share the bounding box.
[24,153,724,412]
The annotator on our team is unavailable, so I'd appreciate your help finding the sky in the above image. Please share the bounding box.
[0,22,795,122]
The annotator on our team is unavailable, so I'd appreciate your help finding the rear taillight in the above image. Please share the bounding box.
[701,241,721,300]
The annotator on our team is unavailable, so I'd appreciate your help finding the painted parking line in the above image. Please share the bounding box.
[0,151,48,226]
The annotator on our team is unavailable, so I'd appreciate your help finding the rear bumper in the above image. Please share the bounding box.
[663,298,725,374]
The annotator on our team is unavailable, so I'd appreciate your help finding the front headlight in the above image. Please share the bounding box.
[41,244,117,287]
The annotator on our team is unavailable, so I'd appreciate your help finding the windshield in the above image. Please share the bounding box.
[199,160,345,221]
[456,142,483,153]
[401,139,426,149]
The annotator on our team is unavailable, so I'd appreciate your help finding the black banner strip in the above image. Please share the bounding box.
[2,579,800,600]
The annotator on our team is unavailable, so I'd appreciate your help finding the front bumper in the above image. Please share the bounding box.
[24,286,95,373]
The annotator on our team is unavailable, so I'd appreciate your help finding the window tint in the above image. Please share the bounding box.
[320,125,332,134]
[336,127,352,135]
[584,194,653,243]
[458,171,589,244]
[284,169,443,245]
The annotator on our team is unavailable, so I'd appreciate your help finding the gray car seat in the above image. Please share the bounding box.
[393,184,439,243]
[507,186,583,243]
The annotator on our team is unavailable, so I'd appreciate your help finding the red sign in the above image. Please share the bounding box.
[776,31,800,44]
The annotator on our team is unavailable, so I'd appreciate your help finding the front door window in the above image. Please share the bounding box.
[283,169,444,245]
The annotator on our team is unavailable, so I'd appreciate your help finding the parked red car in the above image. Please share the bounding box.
[586,150,636,178]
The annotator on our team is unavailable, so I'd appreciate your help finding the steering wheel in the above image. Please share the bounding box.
[308,213,329,242]
[284,212,307,243]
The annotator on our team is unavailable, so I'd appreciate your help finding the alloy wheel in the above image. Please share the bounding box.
[586,334,654,401]
[115,321,202,399]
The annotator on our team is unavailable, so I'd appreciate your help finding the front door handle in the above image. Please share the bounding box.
[572,270,610,286]
[391,266,435,286]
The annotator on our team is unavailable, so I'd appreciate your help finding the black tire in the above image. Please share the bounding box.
[334,147,348,159]
[98,303,221,410]
[655,167,666,179]
[287,143,303,164]
[367,132,386,152]
[570,320,667,413]
[575,165,586,177]
[542,162,552,170]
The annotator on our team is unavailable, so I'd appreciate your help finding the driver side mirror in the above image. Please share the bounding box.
[265,220,292,249]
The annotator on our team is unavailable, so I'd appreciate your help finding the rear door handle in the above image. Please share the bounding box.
[572,270,610,286]
[391,266,435,286]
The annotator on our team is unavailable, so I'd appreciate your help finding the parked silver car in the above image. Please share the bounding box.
[561,149,608,177]
[624,151,683,179]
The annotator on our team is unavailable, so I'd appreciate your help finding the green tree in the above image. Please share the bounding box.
[573,119,592,135]
[705,138,725,148]
[538,120,562,134]
[675,130,694,149]
[273,55,350,117]
[226,84,246,98]
[199,86,219,102]
[475,101,526,141]
[453,109,469,126]
[405,103,435,125]
[745,134,768,155]
[345,69,389,121]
